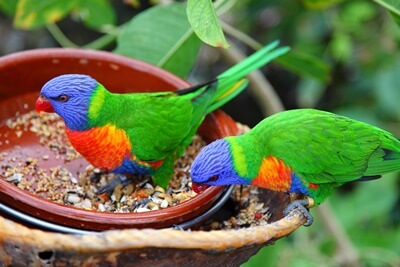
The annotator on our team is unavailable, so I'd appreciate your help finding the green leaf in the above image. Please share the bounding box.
[301,0,346,10]
[330,172,398,228]
[329,32,353,62]
[340,1,377,33]
[0,0,18,17]
[187,0,230,49]
[242,241,282,267]
[14,0,77,29]
[74,0,116,31]
[114,3,202,78]
[124,0,141,8]
[372,0,400,16]
[275,50,330,82]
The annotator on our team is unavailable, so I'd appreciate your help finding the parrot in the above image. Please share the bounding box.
[34,41,290,191]
[190,109,400,226]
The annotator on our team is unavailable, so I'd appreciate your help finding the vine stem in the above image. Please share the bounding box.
[220,20,262,50]
[46,24,78,48]
[46,23,120,50]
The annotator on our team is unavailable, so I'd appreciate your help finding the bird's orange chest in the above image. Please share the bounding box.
[65,125,132,170]
[252,156,292,192]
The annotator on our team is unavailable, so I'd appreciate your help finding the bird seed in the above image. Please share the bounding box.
[1,111,204,213]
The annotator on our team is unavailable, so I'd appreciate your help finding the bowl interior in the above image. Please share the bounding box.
[0,48,239,230]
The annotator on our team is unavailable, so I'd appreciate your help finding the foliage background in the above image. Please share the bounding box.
[0,0,399,266]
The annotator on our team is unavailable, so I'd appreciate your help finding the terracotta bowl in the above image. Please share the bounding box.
[0,48,240,231]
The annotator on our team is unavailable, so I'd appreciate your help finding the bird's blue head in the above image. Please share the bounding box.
[36,74,98,131]
[190,138,250,193]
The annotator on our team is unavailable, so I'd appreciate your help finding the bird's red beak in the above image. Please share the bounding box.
[35,96,54,113]
[192,183,210,193]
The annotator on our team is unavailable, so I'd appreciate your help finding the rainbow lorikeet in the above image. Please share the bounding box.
[35,41,289,190]
[191,109,400,226]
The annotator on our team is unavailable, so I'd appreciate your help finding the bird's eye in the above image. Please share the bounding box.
[57,95,69,102]
[207,175,218,182]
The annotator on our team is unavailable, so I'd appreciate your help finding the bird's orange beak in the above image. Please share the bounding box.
[35,96,54,113]
[191,183,210,193]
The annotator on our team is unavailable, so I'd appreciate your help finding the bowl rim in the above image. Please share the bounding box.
[0,47,187,89]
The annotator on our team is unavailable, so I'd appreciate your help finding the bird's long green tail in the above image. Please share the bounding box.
[206,41,290,113]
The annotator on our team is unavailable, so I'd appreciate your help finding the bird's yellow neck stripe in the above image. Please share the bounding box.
[227,137,248,177]
[88,84,106,121]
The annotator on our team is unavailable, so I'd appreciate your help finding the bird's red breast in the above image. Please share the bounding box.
[65,125,132,170]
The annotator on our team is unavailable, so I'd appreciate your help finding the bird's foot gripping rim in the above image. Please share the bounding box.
[283,197,315,227]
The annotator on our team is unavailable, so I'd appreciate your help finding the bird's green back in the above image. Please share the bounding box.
[237,109,400,184]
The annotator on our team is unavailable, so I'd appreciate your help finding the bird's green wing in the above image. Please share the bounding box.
[251,109,400,184]
[106,91,198,161]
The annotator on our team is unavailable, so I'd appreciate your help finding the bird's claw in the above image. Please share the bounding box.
[89,169,106,183]
[171,225,185,231]
[97,174,131,195]
[283,197,314,227]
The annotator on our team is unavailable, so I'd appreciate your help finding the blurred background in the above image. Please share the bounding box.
[0,0,399,266]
